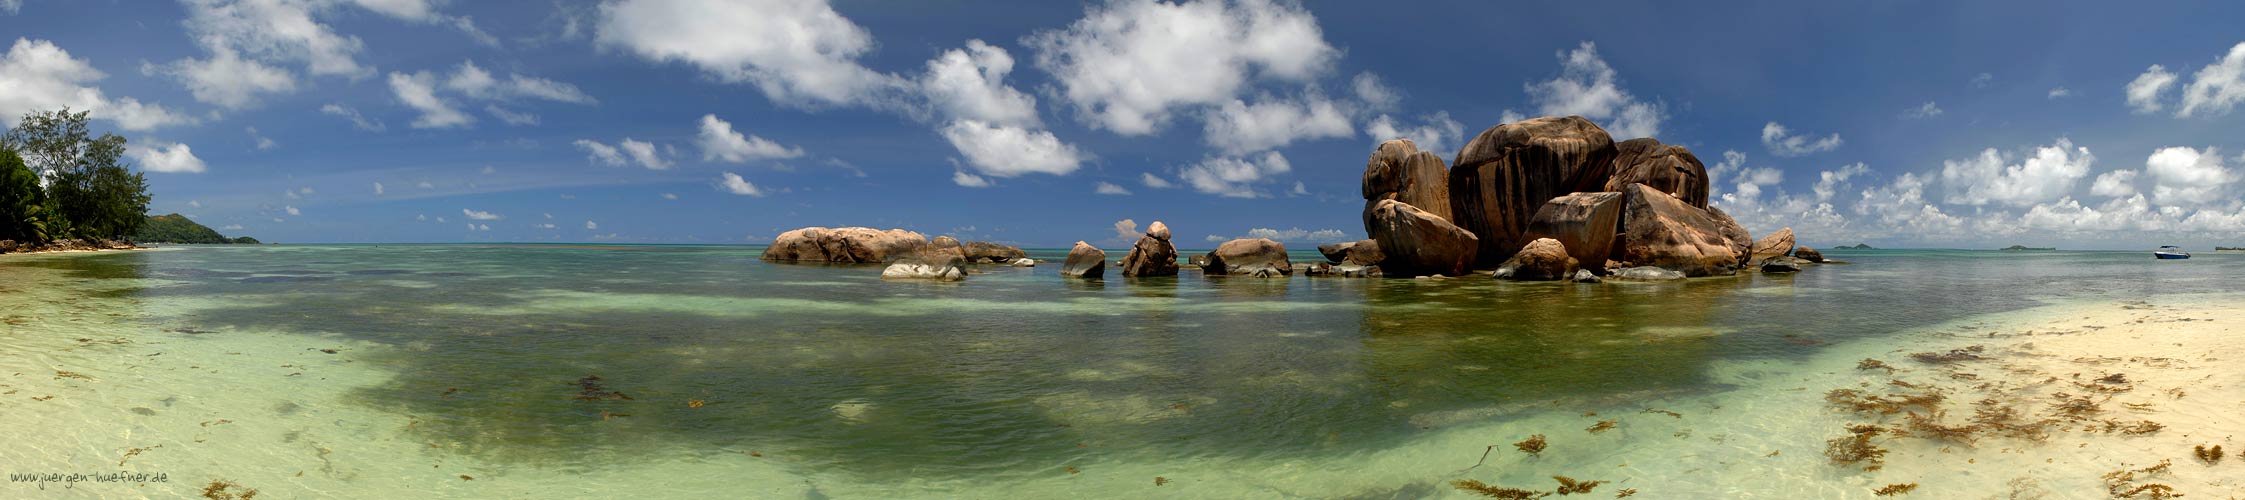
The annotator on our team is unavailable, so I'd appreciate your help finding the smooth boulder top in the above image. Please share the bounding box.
[1204,238,1293,277]
[1120,233,1179,277]
[1451,115,1618,195]
[1364,199,1479,278]
[1493,237,1577,281]
[761,226,929,263]
[1750,227,1797,263]
[963,241,1028,263]
[1615,184,1751,277]
[1605,138,1710,209]
[1363,138,1453,222]
[1522,191,1624,274]
[881,253,967,281]
[1060,241,1106,278]
[1793,246,1826,263]
[1147,221,1171,241]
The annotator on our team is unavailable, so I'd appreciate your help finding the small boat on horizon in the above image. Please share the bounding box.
[2155,246,2191,259]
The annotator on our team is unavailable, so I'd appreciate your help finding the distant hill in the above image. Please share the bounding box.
[1999,245,2054,251]
[1836,243,1875,249]
[134,213,260,244]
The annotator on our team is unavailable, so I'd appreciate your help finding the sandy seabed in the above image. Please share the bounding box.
[0,252,2241,499]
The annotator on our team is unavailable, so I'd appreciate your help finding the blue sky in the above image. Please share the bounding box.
[3,0,2243,249]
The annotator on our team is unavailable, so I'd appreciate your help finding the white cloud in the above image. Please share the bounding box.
[1240,227,1347,242]
[574,139,625,166]
[2090,169,2138,198]
[2143,146,2233,205]
[2126,64,2178,114]
[129,141,208,173]
[585,220,598,229]
[534,223,556,229]
[1351,72,1400,111]
[1901,101,1944,119]
[1969,72,1994,88]
[660,193,678,200]
[1112,218,1139,241]
[1,0,18,14]
[443,60,596,104]
[919,39,1039,127]
[951,170,992,188]
[284,205,300,216]
[246,126,276,150]
[157,46,296,109]
[462,208,501,220]
[1813,162,1870,202]
[177,0,368,79]
[1200,91,1353,154]
[1140,172,1174,189]
[939,120,1084,177]
[484,105,537,125]
[0,38,191,131]
[2047,87,2071,99]
[373,181,384,195]
[1094,181,1131,195]
[1024,0,1338,135]
[574,138,668,169]
[2177,42,2245,118]
[1363,111,1464,154]
[618,138,670,169]
[319,103,385,131]
[388,70,472,128]
[1519,41,1662,139]
[1761,121,1842,157]
[596,0,901,108]
[1939,138,2095,207]
[1178,151,1290,198]
[697,114,805,163]
[717,172,765,196]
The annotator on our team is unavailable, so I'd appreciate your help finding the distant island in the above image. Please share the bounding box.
[1836,243,1875,249]
[1999,245,2055,251]
[2217,247,2244,252]
[134,213,259,244]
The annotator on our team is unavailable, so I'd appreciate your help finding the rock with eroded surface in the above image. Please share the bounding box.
[1447,116,1618,266]
[1493,237,1577,281]
[761,227,929,263]
[1204,238,1293,277]
[1365,199,1478,277]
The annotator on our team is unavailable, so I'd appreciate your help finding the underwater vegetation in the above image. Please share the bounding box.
[2100,460,2180,499]
[199,479,259,499]
[1872,483,1918,496]
[1514,434,1548,456]
[1449,475,1608,499]
[2192,444,2223,464]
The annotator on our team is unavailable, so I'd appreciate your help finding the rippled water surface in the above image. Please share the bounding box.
[3,245,2239,498]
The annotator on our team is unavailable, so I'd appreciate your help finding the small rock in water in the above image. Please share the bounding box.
[1568,269,1601,283]
[1008,258,1035,267]
[1608,267,1685,281]
[1760,256,1804,273]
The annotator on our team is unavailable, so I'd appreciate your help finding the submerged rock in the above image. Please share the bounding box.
[1760,256,1804,273]
[1604,137,1710,208]
[1365,199,1478,277]
[1616,184,1750,277]
[1608,266,1686,281]
[1793,246,1826,263]
[962,241,1028,263]
[761,227,929,263]
[1008,258,1036,267]
[1493,238,1577,281]
[1568,269,1602,283]
[1448,115,1618,266]
[1119,221,1179,277]
[1523,191,1624,271]
[1204,238,1293,277]
[881,253,967,281]
[1060,241,1106,278]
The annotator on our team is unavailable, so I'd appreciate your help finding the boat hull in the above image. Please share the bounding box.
[2155,253,2191,259]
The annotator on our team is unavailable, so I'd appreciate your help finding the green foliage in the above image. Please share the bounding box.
[134,213,231,243]
[1,108,153,240]
[0,147,45,241]
[231,236,261,244]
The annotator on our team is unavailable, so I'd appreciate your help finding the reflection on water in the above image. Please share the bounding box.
[4,246,2238,495]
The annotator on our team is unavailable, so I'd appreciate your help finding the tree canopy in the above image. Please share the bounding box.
[2,108,158,242]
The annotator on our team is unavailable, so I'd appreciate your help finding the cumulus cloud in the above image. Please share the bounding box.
[1813,162,1870,202]
[1024,0,1337,135]
[573,138,669,169]
[373,181,384,195]
[1939,138,2095,207]
[388,70,471,128]
[939,120,1085,177]
[1094,181,1131,195]
[284,205,301,216]
[716,172,765,196]
[319,103,384,131]
[2143,146,2234,205]
[1242,227,1346,242]
[1112,219,1139,240]
[1177,151,1290,198]
[483,105,537,125]
[0,38,191,131]
[1363,111,1465,154]
[919,39,1039,127]
[596,0,902,108]
[1200,91,1352,154]
[1519,41,1662,139]
[462,208,501,220]
[1140,172,1174,189]
[2047,87,2071,99]
[585,220,597,229]
[129,141,208,173]
[950,170,992,188]
[1351,72,1400,111]
[1901,101,1944,119]
[444,60,596,103]
[1761,122,1842,157]
[698,114,805,163]
[2127,64,2179,114]
[246,126,276,150]
[154,46,295,109]
[2177,42,2245,118]
[2090,169,2138,198]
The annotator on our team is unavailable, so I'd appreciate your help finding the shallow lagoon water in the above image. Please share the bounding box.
[2,245,2240,498]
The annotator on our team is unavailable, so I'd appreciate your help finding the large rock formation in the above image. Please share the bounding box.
[881,251,967,281]
[1119,221,1179,277]
[1793,246,1826,263]
[1060,241,1106,278]
[1365,199,1478,277]
[1493,237,1577,281]
[1317,239,1384,266]
[962,241,1027,263]
[1522,192,1624,272]
[1203,238,1293,277]
[1362,139,1452,222]
[1604,138,1710,208]
[1448,116,1619,266]
[1750,228,1796,263]
[1615,184,1751,277]
[761,227,929,263]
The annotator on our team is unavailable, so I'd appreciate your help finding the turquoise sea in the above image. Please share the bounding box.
[2,245,2240,498]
